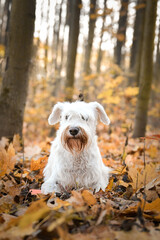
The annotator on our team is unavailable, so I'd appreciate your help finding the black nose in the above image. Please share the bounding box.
[69,127,79,136]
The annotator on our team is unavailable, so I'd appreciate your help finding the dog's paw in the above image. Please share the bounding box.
[41,182,54,194]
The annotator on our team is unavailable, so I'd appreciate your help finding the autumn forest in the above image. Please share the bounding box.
[0,0,160,239]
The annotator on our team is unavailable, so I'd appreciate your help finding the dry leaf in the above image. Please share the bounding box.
[0,144,16,177]
[68,190,85,207]
[0,137,9,148]
[81,190,97,206]
[13,134,22,152]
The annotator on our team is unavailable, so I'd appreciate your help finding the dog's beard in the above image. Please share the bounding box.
[61,127,88,154]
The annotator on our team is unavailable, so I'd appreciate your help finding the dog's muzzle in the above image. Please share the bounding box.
[61,126,88,153]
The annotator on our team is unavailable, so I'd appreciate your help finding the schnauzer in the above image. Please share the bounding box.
[41,101,111,194]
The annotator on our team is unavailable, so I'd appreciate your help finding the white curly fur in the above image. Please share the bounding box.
[41,101,111,194]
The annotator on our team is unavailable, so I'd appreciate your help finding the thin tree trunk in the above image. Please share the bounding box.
[130,0,145,70]
[52,0,66,97]
[114,0,129,66]
[0,0,11,45]
[65,0,81,101]
[154,21,160,84]
[66,0,71,26]
[0,0,36,139]
[130,0,145,85]
[83,0,97,75]
[96,0,107,73]
[44,0,50,73]
[53,0,63,72]
[37,0,43,48]
[133,0,157,138]
[4,0,12,47]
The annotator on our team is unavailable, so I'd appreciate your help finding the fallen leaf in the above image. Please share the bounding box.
[0,144,16,177]
[68,190,85,207]
[81,190,97,206]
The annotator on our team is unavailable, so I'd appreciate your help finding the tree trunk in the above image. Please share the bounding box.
[154,21,160,84]
[0,0,36,139]
[96,0,107,73]
[4,0,12,47]
[66,0,71,26]
[0,0,11,45]
[114,0,129,66]
[53,0,63,72]
[65,0,81,101]
[52,0,66,97]
[133,0,157,138]
[44,0,50,74]
[130,0,145,85]
[83,0,97,75]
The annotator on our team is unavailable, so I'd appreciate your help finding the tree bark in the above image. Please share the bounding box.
[133,0,158,138]
[0,0,36,139]
[65,0,81,101]
[66,0,71,26]
[83,0,97,75]
[44,0,50,74]
[130,0,145,85]
[154,21,160,84]
[53,0,63,72]
[114,0,129,66]
[0,0,11,45]
[4,0,12,47]
[96,0,107,73]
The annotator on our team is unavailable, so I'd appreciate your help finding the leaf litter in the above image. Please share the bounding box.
[0,130,160,240]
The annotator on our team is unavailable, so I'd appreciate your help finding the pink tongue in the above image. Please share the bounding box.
[29,189,42,195]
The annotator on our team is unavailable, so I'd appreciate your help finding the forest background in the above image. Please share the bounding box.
[0,0,160,239]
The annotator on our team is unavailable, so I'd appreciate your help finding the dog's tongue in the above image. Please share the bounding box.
[29,189,41,195]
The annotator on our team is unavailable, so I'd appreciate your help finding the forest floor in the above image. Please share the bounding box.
[0,122,160,239]
[0,86,160,239]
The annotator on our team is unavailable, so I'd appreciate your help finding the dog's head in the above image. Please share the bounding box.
[48,101,110,154]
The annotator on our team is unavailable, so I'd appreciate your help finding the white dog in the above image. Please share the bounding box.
[41,101,111,194]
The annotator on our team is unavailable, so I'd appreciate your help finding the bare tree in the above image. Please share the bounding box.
[96,0,107,73]
[0,0,36,139]
[0,0,12,45]
[44,0,50,73]
[154,20,160,84]
[130,0,146,85]
[83,0,97,75]
[114,0,129,66]
[65,0,82,100]
[133,0,158,138]
[53,0,63,72]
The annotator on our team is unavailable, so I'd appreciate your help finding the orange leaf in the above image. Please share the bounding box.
[0,144,16,177]
[13,134,22,152]
[106,178,114,190]
[30,156,48,175]
[69,190,85,207]
[81,190,96,206]
[144,198,160,212]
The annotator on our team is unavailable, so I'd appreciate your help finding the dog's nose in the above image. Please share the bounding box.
[69,127,79,136]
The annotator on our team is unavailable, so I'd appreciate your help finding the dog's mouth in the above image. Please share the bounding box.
[61,127,88,154]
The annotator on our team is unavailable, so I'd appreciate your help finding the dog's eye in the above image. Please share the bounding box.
[65,115,69,120]
[81,116,85,121]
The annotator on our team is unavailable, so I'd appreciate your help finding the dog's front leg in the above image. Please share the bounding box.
[41,175,61,194]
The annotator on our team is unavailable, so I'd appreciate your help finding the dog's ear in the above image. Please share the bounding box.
[48,102,63,125]
[89,102,110,125]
